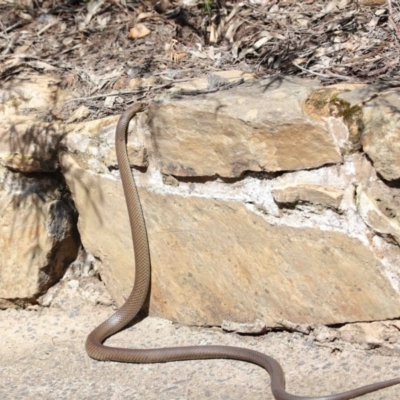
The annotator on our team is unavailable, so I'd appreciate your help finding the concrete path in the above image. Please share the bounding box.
[1,305,400,400]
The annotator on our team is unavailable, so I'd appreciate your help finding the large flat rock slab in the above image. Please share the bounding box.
[148,78,342,178]
[61,154,400,327]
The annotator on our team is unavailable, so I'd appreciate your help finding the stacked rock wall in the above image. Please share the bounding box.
[1,74,400,329]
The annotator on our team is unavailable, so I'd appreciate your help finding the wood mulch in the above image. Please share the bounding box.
[1,0,399,118]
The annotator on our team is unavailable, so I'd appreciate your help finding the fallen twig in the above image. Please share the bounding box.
[1,34,17,55]
[66,83,173,103]
[292,62,352,81]
[1,20,27,34]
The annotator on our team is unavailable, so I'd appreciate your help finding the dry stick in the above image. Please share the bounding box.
[1,20,26,34]
[388,0,400,42]
[110,0,131,15]
[37,19,59,36]
[292,62,352,80]
[340,43,386,66]
[65,83,172,103]
[0,53,53,62]
[366,59,399,77]
[66,90,147,103]
[1,34,17,55]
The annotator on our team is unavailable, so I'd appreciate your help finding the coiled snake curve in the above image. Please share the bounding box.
[86,103,400,399]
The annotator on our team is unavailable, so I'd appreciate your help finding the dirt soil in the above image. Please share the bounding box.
[1,1,400,399]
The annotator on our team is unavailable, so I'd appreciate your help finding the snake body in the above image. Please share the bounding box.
[86,103,400,399]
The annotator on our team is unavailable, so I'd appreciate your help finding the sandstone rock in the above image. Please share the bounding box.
[0,167,80,302]
[66,105,90,123]
[2,73,400,332]
[61,111,149,171]
[362,92,400,181]
[267,154,382,219]
[221,319,267,334]
[311,320,400,356]
[335,84,383,108]
[61,154,400,327]
[276,319,312,335]
[347,152,378,183]
[162,173,179,187]
[339,88,400,180]
[148,78,342,178]
[0,116,65,173]
[304,84,366,121]
[312,325,338,343]
[362,321,399,347]
[339,321,400,354]
[0,74,71,173]
[304,85,366,154]
[356,184,400,245]
[38,248,113,309]
[272,184,344,210]
[39,276,113,309]
[0,74,68,117]
[307,85,400,179]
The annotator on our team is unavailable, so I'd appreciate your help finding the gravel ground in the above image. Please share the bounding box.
[1,304,400,400]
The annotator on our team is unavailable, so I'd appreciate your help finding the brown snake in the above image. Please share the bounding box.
[86,103,400,399]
